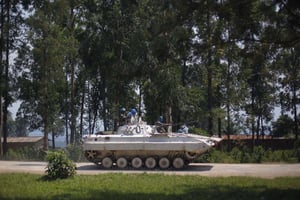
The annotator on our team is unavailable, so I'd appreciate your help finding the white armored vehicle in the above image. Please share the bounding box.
[83,119,221,169]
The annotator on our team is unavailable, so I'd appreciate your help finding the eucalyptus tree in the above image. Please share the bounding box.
[16,1,70,150]
[233,0,300,144]
[62,0,82,145]
[0,0,6,155]
[210,0,247,140]
[276,47,300,139]
[262,0,300,47]
[242,44,276,144]
[0,0,30,154]
[187,0,228,136]
[265,0,300,139]
[137,0,193,132]
[79,0,117,132]
[79,0,141,132]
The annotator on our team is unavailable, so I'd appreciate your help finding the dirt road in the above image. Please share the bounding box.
[0,161,299,178]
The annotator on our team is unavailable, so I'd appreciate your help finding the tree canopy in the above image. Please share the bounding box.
[1,0,299,151]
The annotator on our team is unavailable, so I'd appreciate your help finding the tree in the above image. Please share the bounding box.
[0,0,11,155]
[14,116,29,137]
[4,0,299,151]
[276,47,300,139]
[272,114,294,137]
[1,0,28,154]
[188,0,226,136]
[16,1,69,150]
[79,0,143,132]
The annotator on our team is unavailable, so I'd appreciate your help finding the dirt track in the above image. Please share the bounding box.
[1,161,300,178]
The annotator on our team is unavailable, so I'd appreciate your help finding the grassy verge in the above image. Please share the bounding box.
[0,173,300,200]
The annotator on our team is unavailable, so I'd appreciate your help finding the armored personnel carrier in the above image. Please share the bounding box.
[83,120,221,169]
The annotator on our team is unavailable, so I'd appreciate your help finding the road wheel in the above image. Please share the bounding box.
[172,157,185,169]
[131,157,143,169]
[145,157,156,169]
[185,152,197,160]
[116,157,128,169]
[159,157,170,169]
[102,157,113,169]
[85,150,97,160]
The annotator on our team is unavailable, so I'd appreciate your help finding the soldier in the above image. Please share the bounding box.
[119,107,127,126]
[155,116,166,133]
[182,124,189,134]
[130,108,138,124]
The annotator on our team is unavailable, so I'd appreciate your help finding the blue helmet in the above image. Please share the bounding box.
[158,116,163,123]
[131,108,137,115]
[120,107,126,112]
[127,112,132,117]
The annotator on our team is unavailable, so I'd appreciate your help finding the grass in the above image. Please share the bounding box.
[0,173,300,200]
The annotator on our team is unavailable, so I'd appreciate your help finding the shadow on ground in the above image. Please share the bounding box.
[76,163,213,173]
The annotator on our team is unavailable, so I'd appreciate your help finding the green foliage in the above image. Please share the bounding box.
[197,149,236,163]
[197,146,299,163]
[293,139,300,162]
[5,0,300,148]
[1,147,45,161]
[267,150,295,163]
[252,146,265,163]
[45,150,76,180]
[1,173,300,200]
[64,144,84,162]
[272,115,294,137]
[230,147,243,162]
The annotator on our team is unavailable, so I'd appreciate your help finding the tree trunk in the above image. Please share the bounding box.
[70,61,76,144]
[206,3,213,136]
[166,105,172,133]
[2,0,10,155]
[292,81,299,140]
[79,86,85,137]
[69,3,77,144]
[0,0,4,156]
[43,118,49,150]
[65,71,69,145]
[51,130,55,149]
[226,50,232,150]
[226,101,231,151]
[250,86,256,150]
[102,76,108,131]
[0,97,3,156]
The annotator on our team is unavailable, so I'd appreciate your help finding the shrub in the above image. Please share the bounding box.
[65,144,84,162]
[294,139,300,162]
[230,147,242,163]
[45,150,76,180]
[196,149,236,163]
[195,147,299,163]
[253,146,265,163]
[2,147,46,161]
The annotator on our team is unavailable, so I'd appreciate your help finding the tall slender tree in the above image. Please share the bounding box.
[1,0,27,154]
[276,47,300,139]
[17,1,69,150]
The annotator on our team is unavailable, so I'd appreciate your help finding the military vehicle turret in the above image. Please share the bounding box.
[82,119,221,169]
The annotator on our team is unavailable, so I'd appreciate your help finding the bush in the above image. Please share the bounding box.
[240,150,252,163]
[45,150,76,180]
[196,149,236,163]
[253,146,265,163]
[1,147,46,161]
[195,145,299,163]
[230,147,242,163]
[64,144,84,162]
[293,139,300,162]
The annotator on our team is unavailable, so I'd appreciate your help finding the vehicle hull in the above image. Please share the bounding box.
[83,130,221,169]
